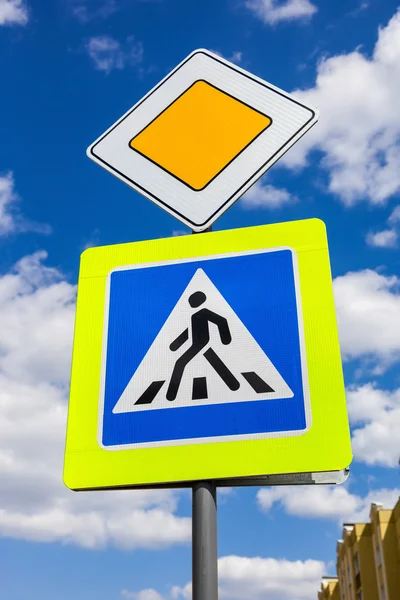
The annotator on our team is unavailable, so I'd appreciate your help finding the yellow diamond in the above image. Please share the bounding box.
[129,80,272,191]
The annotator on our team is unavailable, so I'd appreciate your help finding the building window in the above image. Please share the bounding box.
[354,552,360,575]
[381,586,386,600]
[357,591,363,600]
[376,544,382,566]
[339,572,345,599]
[355,572,361,590]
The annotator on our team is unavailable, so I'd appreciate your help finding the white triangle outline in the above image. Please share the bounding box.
[112,268,294,414]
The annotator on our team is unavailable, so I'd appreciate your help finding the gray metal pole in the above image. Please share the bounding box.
[191,226,217,599]
[192,481,218,600]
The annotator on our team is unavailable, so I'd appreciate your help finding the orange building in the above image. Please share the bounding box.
[319,497,400,599]
[318,577,340,600]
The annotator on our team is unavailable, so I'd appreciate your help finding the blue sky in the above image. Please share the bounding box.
[1,0,400,599]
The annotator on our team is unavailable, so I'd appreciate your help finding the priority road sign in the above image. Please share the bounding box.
[63,219,351,491]
[87,49,318,232]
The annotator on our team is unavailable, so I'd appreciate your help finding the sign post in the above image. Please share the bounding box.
[64,48,351,600]
[191,224,218,600]
[192,481,218,600]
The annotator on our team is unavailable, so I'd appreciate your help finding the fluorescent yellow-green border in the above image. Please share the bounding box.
[63,219,352,490]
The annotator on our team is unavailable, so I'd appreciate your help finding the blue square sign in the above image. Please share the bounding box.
[99,248,310,448]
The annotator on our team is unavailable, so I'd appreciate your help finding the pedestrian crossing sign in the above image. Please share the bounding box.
[64,219,352,490]
[112,267,294,416]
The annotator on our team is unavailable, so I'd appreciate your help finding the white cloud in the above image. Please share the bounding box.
[0,172,18,235]
[388,205,400,224]
[86,35,124,73]
[241,180,296,209]
[284,9,400,206]
[257,486,358,519]
[0,0,28,25]
[82,227,100,250]
[72,0,118,23]
[211,49,243,64]
[172,556,325,600]
[257,486,400,522]
[0,252,191,549]
[0,172,50,236]
[333,269,400,372]
[347,383,400,467]
[171,584,191,599]
[366,228,397,248]
[229,51,243,64]
[121,589,165,600]
[0,252,75,385]
[86,35,143,74]
[366,204,400,248]
[218,556,324,600]
[245,0,317,25]
[348,2,369,18]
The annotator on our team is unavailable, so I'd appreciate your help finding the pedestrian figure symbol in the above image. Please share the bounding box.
[167,290,240,401]
[112,268,294,414]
